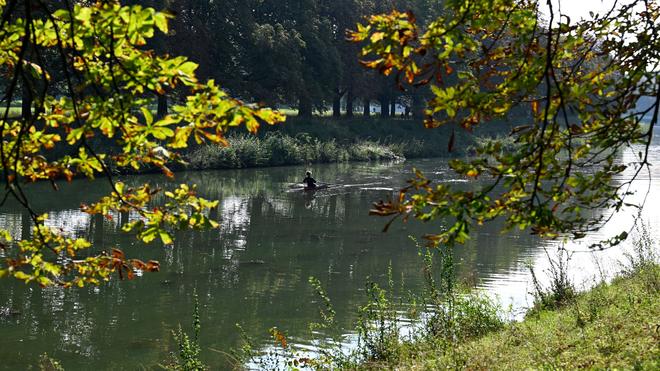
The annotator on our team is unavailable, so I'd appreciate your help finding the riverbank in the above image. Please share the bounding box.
[186,133,406,170]
[352,262,660,370]
[184,116,512,170]
[9,111,509,172]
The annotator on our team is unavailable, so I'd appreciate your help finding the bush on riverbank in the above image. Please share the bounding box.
[186,132,404,170]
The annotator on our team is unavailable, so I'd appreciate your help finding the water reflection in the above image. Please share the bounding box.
[0,143,658,369]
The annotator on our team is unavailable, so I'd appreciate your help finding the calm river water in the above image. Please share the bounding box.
[1,139,659,369]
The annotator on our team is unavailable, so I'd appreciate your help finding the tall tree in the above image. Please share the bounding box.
[323,0,374,117]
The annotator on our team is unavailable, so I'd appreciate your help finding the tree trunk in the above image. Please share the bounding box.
[298,95,312,117]
[379,96,389,117]
[332,91,342,118]
[119,211,129,228]
[93,213,104,245]
[157,93,168,119]
[390,98,396,117]
[346,90,354,118]
[21,41,34,122]
[21,77,32,121]
[412,92,425,119]
[363,98,370,118]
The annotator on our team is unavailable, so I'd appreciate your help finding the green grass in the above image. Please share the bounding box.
[188,114,517,170]
[1,106,22,119]
[185,132,404,170]
[359,264,660,370]
[260,116,516,156]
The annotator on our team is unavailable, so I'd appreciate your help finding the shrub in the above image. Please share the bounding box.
[167,291,206,371]
[621,221,659,275]
[528,248,576,314]
[185,133,406,170]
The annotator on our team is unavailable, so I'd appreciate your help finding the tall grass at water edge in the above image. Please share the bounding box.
[186,133,410,170]
[186,116,521,170]
[230,240,505,370]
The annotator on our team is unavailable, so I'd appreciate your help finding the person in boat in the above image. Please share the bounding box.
[302,170,317,189]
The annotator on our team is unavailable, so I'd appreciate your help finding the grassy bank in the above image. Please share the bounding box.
[379,264,659,370]
[259,116,511,158]
[224,231,659,371]
[186,133,406,170]
[185,116,515,170]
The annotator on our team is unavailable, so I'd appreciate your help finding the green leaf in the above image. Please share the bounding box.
[179,61,198,76]
[14,271,31,282]
[140,227,159,243]
[159,230,173,245]
[154,12,169,33]
[141,106,153,125]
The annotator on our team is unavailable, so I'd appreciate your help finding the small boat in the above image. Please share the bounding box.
[303,184,329,192]
[286,183,334,193]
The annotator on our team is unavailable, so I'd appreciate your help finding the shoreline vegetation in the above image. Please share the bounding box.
[421,270,656,370]
[183,116,512,171]
[319,266,660,371]
[380,265,660,370]
[186,117,452,171]
[186,133,407,170]
[223,231,659,371]
[349,233,660,370]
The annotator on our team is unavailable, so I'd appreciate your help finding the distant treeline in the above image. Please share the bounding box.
[132,0,443,118]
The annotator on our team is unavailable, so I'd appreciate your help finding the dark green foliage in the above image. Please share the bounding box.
[140,0,435,118]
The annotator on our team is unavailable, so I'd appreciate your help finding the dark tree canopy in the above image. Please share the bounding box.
[138,0,436,116]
